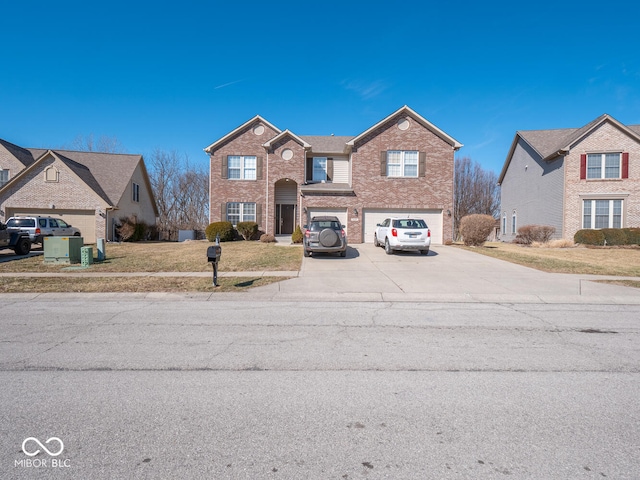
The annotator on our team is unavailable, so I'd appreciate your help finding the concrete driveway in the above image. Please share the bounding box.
[263,244,640,303]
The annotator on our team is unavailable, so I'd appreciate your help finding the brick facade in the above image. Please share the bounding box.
[207,107,460,243]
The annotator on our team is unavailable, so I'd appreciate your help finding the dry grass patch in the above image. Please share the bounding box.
[0,240,302,273]
[0,276,286,293]
[459,242,640,277]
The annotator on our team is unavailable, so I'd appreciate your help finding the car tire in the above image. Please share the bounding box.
[420,248,429,255]
[373,234,379,247]
[384,238,393,255]
[303,249,310,257]
[340,250,346,257]
[14,238,31,256]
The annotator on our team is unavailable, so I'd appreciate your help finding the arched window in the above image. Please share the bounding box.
[511,211,517,234]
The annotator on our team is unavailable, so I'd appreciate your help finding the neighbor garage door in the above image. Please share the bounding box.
[8,208,96,244]
[363,209,443,245]
[306,208,348,236]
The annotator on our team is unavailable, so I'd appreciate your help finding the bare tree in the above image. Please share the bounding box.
[147,149,209,240]
[454,157,500,240]
[67,134,125,153]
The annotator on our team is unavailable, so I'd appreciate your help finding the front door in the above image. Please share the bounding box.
[277,204,296,234]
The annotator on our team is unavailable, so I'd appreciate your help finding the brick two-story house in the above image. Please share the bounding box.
[498,114,640,241]
[0,139,158,243]
[205,106,462,244]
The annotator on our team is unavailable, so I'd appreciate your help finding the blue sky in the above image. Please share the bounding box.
[2,0,640,175]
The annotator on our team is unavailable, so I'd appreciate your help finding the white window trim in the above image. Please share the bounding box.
[0,168,9,187]
[228,155,257,180]
[582,199,623,229]
[511,211,517,234]
[586,152,621,180]
[132,182,140,202]
[226,202,256,226]
[387,150,419,178]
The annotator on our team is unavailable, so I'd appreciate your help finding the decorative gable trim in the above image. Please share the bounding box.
[262,129,311,151]
[204,115,281,154]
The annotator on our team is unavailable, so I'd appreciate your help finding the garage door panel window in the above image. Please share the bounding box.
[227,202,256,225]
[387,151,418,177]
[583,199,622,229]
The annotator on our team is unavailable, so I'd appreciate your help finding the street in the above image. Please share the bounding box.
[2,297,640,479]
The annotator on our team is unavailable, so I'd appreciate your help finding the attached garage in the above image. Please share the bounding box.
[306,208,348,235]
[7,208,97,244]
[363,209,444,245]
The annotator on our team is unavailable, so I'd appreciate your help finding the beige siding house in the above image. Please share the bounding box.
[0,139,158,243]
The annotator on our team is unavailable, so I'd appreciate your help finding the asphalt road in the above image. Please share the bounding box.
[2,297,640,479]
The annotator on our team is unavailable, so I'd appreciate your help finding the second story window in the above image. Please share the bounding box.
[0,169,8,187]
[312,157,327,182]
[587,153,621,179]
[387,150,418,177]
[228,155,256,180]
[132,182,140,202]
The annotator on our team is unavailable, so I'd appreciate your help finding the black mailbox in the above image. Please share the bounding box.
[207,244,222,287]
[207,245,222,263]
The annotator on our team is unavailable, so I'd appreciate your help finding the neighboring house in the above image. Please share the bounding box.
[0,139,158,243]
[498,114,640,242]
[205,105,462,244]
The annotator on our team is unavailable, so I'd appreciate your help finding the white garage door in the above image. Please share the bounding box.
[363,209,443,245]
[9,209,96,244]
[306,208,348,235]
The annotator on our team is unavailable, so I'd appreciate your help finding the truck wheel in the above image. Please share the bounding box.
[14,238,31,256]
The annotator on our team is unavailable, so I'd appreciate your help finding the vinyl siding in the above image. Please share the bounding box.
[500,138,564,241]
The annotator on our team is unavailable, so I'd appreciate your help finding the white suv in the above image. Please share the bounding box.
[374,217,431,255]
[6,216,82,244]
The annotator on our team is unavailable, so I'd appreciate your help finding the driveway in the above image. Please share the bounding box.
[261,244,640,303]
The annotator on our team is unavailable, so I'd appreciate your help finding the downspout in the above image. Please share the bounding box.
[265,151,269,234]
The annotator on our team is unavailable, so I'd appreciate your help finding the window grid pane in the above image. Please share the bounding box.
[605,153,620,179]
[242,203,256,222]
[587,154,601,179]
[583,200,592,229]
[594,200,609,229]
[243,156,257,180]
[613,200,622,228]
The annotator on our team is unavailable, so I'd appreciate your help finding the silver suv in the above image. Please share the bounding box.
[303,216,347,257]
[6,216,81,244]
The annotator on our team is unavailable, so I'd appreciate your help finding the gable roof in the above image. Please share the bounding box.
[262,129,311,150]
[346,105,463,150]
[1,147,158,216]
[300,136,353,154]
[204,115,281,154]
[498,114,640,184]
[0,139,38,168]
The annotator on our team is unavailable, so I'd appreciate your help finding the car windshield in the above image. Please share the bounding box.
[7,218,35,228]
[310,221,341,231]
[392,219,427,229]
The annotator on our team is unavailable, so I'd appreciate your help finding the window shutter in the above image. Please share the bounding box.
[327,158,334,181]
[222,156,228,179]
[257,156,263,180]
[419,152,426,177]
[221,203,227,221]
[580,154,586,179]
[622,152,629,179]
[380,151,387,176]
[256,203,262,225]
[306,157,313,182]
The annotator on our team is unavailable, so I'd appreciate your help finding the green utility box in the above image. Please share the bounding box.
[43,236,84,264]
[81,246,93,267]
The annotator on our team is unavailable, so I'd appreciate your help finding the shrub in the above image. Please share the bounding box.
[624,228,640,245]
[601,228,628,246]
[574,229,605,246]
[205,222,235,242]
[459,214,496,246]
[291,225,303,244]
[517,225,556,244]
[117,216,149,242]
[547,238,575,248]
[260,233,276,243]
[237,221,259,241]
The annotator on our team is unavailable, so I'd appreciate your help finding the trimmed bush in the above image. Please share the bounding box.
[459,214,496,247]
[601,228,628,246]
[291,225,303,244]
[259,233,276,243]
[517,225,556,244]
[574,229,605,246]
[205,221,235,242]
[237,221,259,241]
[623,228,640,245]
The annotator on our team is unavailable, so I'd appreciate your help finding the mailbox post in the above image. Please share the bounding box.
[207,240,222,287]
